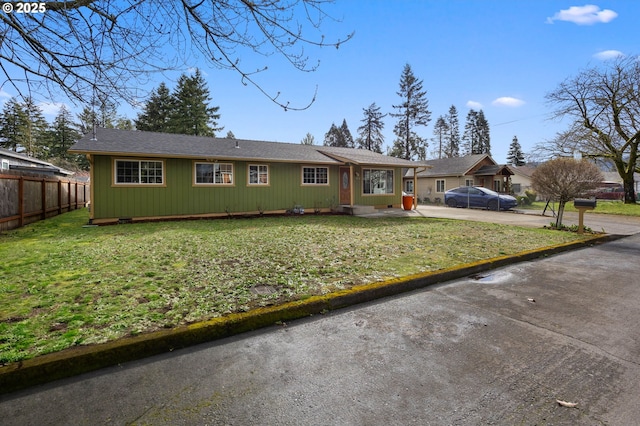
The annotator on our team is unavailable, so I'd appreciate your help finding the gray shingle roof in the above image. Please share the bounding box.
[404,154,491,177]
[70,128,424,167]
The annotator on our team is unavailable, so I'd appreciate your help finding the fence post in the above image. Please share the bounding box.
[41,178,46,220]
[18,177,24,227]
[57,180,61,214]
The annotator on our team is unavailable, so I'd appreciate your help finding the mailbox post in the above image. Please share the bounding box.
[573,198,597,234]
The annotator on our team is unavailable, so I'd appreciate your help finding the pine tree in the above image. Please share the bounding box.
[48,105,81,160]
[77,106,97,135]
[445,105,460,157]
[390,64,431,160]
[462,109,490,155]
[0,98,48,157]
[0,98,28,151]
[462,109,479,155]
[300,133,315,145]
[135,82,174,132]
[339,119,354,148]
[168,69,222,136]
[431,116,449,159]
[477,110,491,155]
[323,123,342,147]
[356,102,385,153]
[507,135,526,166]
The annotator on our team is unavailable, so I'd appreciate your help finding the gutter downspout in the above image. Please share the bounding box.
[414,166,428,209]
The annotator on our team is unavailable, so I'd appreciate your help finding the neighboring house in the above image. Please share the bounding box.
[69,128,425,224]
[507,165,535,195]
[403,154,514,202]
[0,147,74,177]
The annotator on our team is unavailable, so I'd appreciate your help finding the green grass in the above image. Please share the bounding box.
[0,209,588,363]
[519,200,640,216]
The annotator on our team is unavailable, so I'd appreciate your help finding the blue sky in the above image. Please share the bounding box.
[1,1,637,163]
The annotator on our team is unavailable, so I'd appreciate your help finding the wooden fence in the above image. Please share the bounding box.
[0,170,90,232]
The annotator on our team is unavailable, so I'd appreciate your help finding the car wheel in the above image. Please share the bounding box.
[446,198,457,208]
[487,200,498,211]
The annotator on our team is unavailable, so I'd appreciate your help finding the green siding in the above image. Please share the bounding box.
[91,156,403,220]
[353,166,403,207]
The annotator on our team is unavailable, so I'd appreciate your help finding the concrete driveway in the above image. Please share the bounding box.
[386,204,640,236]
[1,232,639,424]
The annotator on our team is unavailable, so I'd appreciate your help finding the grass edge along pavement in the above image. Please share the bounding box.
[0,233,614,395]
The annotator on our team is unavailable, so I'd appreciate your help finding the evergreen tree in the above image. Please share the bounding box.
[390,64,431,160]
[462,109,490,155]
[462,109,478,155]
[77,102,130,133]
[0,98,28,151]
[323,123,342,147]
[431,116,449,159]
[0,98,48,157]
[507,135,526,166]
[477,109,491,155]
[47,105,81,161]
[135,82,174,132]
[225,131,236,139]
[300,133,315,145]
[168,69,222,136]
[77,106,97,135]
[339,119,354,148]
[445,105,460,157]
[356,102,385,153]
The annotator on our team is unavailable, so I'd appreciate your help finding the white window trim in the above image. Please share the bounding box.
[113,158,165,186]
[194,161,234,186]
[436,179,446,193]
[1,159,9,170]
[301,166,329,186]
[362,168,395,196]
[248,164,269,186]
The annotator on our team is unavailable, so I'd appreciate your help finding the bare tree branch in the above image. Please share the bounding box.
[0,0,353,110]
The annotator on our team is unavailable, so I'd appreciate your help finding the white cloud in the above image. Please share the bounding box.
[38,101,67,116]
[466,100,483,109]
[492,97,525,107]
[593,50,624,60]
[0,89,11,99]
[546,5,618,25]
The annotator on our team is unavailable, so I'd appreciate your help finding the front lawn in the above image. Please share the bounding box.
[0,209,588,363]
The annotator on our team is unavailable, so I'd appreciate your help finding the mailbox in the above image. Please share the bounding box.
[573,198,597,234]
[574,199,597,209]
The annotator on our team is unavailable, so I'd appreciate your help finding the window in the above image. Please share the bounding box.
[494,180,501,192]
[302,167,328,185]
[465,179,474,187]
[115,159,164,184]
[195,162,233,184]
[436,179,445,193]
[249,164,269,185]
[405,180,414,194]
[1,159,9,170]
[363,169,394,194]
[512,183,521,194]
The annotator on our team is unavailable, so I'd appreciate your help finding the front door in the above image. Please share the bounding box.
[339,167,351,205]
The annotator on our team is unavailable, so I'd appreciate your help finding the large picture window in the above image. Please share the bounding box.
[302,166,328,185]
[249,164,269,185]
[363,169,394,194]
[115,159,164,184]
[195,162,233,185]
